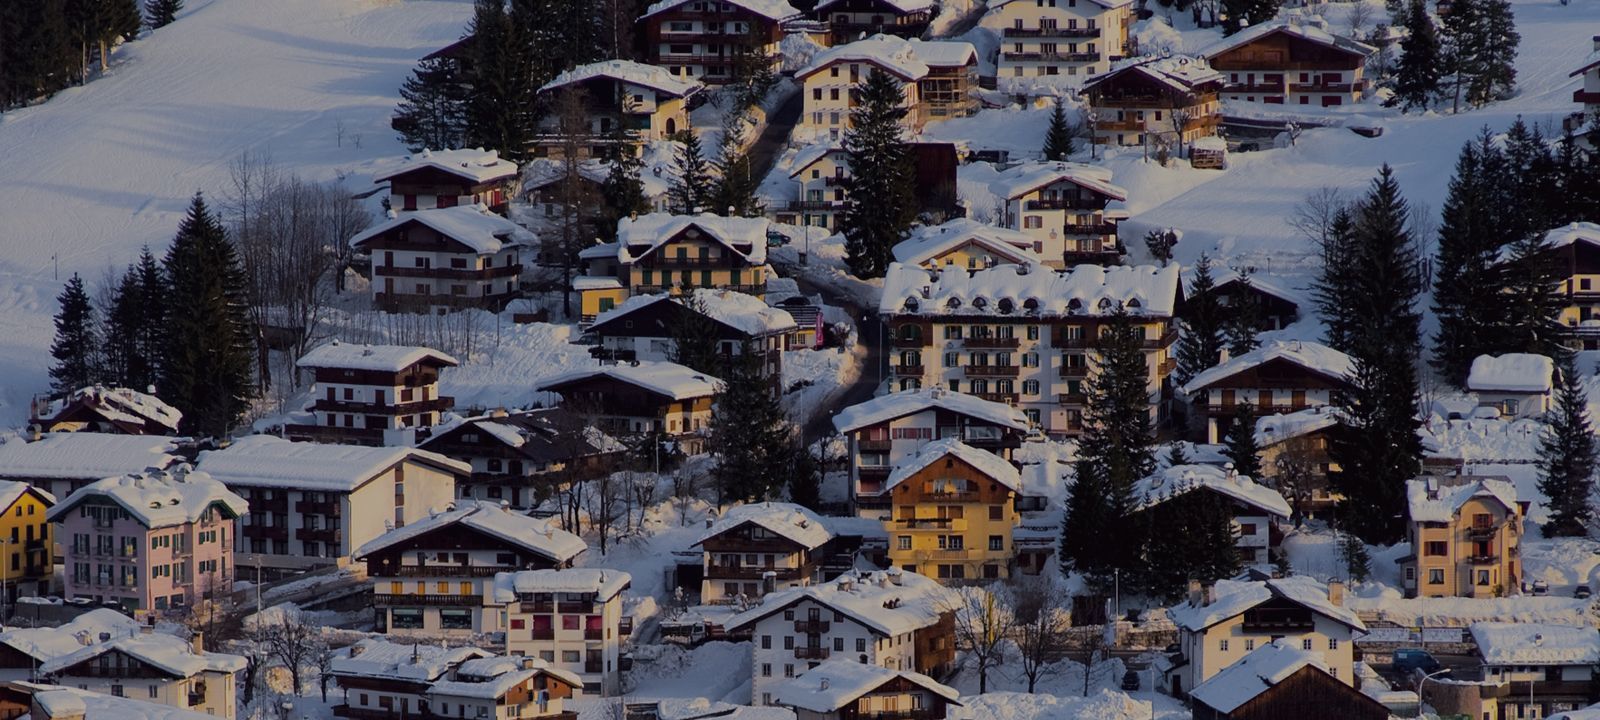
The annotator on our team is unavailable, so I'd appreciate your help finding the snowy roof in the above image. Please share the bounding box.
[879,262,1181,318]
[422,408,624,464]
[332,638,491,683]
[297,340,459,373]
[25,685,218,720]
[770,659,960,712]
[1168,576,1365,632]
[1201,19,1376,61]
[1085,55,1222,94]
[1133,464,1290,518]
[885,438,1021,493]
[42,385,183,433]
[573,275,625,290]
[540,59,702,98]
[41,632,247,677]
[891,218,1044,268]
[643,0,800,20]
[1185,266,1301,307]
[350,205,535,254]
[799,35,931,80]
[428,656,584,700]
[0,432,178,480]
[728,569,956,636]
[695,502,835,550]
[490,568,632,603]
[1545,222,1600,248]
[617,213,769,265]
[987,162,1127,202]
[988,0,1131,9]
[833,387,1029,433]
[535,360,722,400]
[1569,48,1600,77]
[0,609,140,663]
[47,466,247,528]
[579,241,621,260]
[1188,641,1330,713]
[1191,136,1227,152]
[1471,622,1600,666]
[907,39,979,68]
[33,689,87,717]
[1466,353,1554,393]
[0,481,52,513]
[373,148,519,184]
[814,0,933,14]
[524,159,609,192]
[355,500,587,562]
[1254,406,1340,447]
[787,143,846,177]
[1181,340,1354,394]
[197,435,470,491]
[591,290,797,337]
[1405,475,1519,524]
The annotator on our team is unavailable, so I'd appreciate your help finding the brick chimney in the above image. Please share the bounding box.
[1328,580,1345,607]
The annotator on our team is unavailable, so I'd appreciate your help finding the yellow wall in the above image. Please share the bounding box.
[918,243,1025,271]
[1409,496,1522,599]
[884,458,1019,581]
[627,237,767,296]
[580,287,628,321]
[1,490,53,584]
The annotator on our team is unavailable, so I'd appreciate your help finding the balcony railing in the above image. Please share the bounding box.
[1023,198,1104,211]
[1002,27,1101,38]
[964,365,1019,377]
[309,396,453,415]
[1059,365,1089,378]
[1289,82,1363,93]
[1468,554,1498,565]
[786,200,844,211]
[795,646,831,660]
[1467,525,1498,540]
[964,336,1020,349]
[858,438,892,452]
[973,392,1019,405]
[1002,51,1100,63]
[1058,393,1087,405]
[1062,222,1120,236]
[706,566,806,580]
[532,627,555,640]
[295,500,340,516]
[634,255,745,269]
[584,628,604,640]
[891,517,964,531]
[373,593,481,607]
[892,364,925,375]
[392,565,504,578]
[376,264,521,281]
[864,711,947,720]
[1222,82,1286,93]
[1575,90,1600,104]
[793,620,831,633]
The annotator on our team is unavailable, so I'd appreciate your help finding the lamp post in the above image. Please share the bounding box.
[1414,667,1452,718]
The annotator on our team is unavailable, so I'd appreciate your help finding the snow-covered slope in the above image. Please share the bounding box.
[0,0,473,422]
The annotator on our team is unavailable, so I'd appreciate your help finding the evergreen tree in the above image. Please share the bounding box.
[1221,402,1262,479]
[1165,443,1189,468]
[1503,117,1558,238]
[1431,130,1510,386]
[786,443,823,511]
[1143,228,1177,266]
[1328,166,1424,544]
[48,274,98,394]
[465,0,538,160]
[129,246,167,392]
[1134,489,1241,599]
[1311,209,1359,353]
[144,0,180,28]
[1500,230,1565,358]
[1553,127,1600,226]
[65,0,140,80]
[1060,304,1156,586]
[159,193,256,438]
[708,344,793,504]
[667,128,713,214]
[1389,0,1442,112]
[1222,275,1261,356]
[393,57,468,152]
[710,110,763,217]
[1042,98,1074,161]
[598,112,650,242]
[1538,352,1596,537]
[2,0,77,109]
[102,266,142,387]
[1175,254,1225,385]
[1441,0,1518,109]
[1340,533,1372,582]
[839,70,917,279]
[1221,0,1281,35]
[669,293,725,377]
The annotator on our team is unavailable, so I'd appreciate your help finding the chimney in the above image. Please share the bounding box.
[1593,35,1600,52]
[1187,579,1203,606]
[1202,584,1215,607]
[191,632,205,654]
[820,678,830,691]
[1217,348,1230,365]
[1328,580,1345,608]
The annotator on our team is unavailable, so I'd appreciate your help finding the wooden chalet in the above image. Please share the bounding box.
[1082,56,1223,148]
[585,291,795,393]
[640,0,796,85]
[372,148,521,215]
[534,362,720,452]
[693,502,833,602]
[1537,223,1600,350]
[417,408,623,509]
[1203,20,1376,107]
[349,206,531,311]
[1180,270,1301,331]
[28,386,181,436]
[1189,642,1389,720]
[1180,340,1353,444]
[285,342,457,446]
[812,0,934,42]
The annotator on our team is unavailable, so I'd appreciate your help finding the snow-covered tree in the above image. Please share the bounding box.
[1389,0,1442,111]
[1221,402,1262,479]
[840,69,917,279]
[144,0,180,28]
[668,128,713,214]
[1175,254,1225,384]
[1538,352,1596,537]
[708,344,793,504]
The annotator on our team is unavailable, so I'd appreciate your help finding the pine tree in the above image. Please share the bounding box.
[1143,228,1177,266]
[159,193,256,438]
[599,111,650,242]
[102,266,142,387]
[1500,230,1565,358]
[786,443,823,511]
[1340,533,1371,582]
[667,128,713,214]
[129,246,167,392]
[669,293,725,377]
[1538,352,1596,536]
[1134,489,1241,599]
[3,0,77,109]
[1503,117,1558,239]
[708,344,793,504]
[1221,402,1262,479]
[1441,0,1518,109]
[1165,443,1190,467]
[65,0,140,80]
[1222,275,1261,356]
[393,57,468,152]
[1389,0,1442,112]
[1042,98,1074,161]
[49,274,99,394]
[1552,127,1600,226]
[1312,209,1359,353]
[1060,304,1156,586]
[1431,130,1509,386]
[1328,166,1424,544]
[1175,254,1225,385]
[144,0,180,28]
[465,0,538,160]
[710,110,762,217]
[840,70,918,279]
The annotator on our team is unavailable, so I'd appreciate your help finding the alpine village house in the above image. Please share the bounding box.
[1081,55,1223,149]
[284,342,458,446]
[1201,18,1377,107]
[979,0,1136,95]
[639,0,798,85]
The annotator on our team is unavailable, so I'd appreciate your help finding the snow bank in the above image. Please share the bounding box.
[958,689,1152,720]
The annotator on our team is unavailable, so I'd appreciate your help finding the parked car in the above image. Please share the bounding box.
[1121,670,1140,691]
[1534,580,1551,596]
[1577,584,1592,599]
[1391,649,1442,678]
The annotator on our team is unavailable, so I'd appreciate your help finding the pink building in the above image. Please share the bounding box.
[47,465,248,615]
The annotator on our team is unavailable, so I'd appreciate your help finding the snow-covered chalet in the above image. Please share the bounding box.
[987,162,1130,266]
[1201,18,1377,107]
[1179,340,1355,444]
[285,341,458,446]
[1082,56,1223,149]
[350,205,534,311]
[374,148,521,215]
[979,0,1136,94]
[639,0,799,85]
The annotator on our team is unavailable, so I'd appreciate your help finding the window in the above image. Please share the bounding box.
[1302,638,1313,650]
[391,608,424,629]
[761,664,771,677]
[898,536,912,550]
[784,636,794,650]
[988,535,1003,551]
[1219,640,1229,651]
[562,651,581,663]
[1245,639,1255,651]
[1238,523,1256,536]
[834,637,844,651]
[784,664,795,678]
[1329,638,1339,650]
[1424,541,1448,556]
[1428,569,1445,584]
[761,635,771,649]
[856,638,866,652]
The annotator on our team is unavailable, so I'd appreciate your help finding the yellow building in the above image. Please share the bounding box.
[891,218,1046,270]
[533,60,701,159]
[0,481,55,598]
[1401,475,1524,599]
[1536,223,1600,349]
[576,213,772,324]
[884,438,1021,582]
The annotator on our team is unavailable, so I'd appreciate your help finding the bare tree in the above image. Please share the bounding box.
[263,620,319,695]
[549,87,601,320]
[583,471,626,555]
[1270,434,1324,526]
[314,639,336,702]
[950,588,1015,694]
[1287,186,1349,247]
[671,468,701,526]
[1168,107,1196,160]
[1345,1,1375,37]
[1011,578,1071,693]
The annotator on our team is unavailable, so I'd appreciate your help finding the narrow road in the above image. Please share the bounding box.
[747,88,804,188]
[794,275,886,444]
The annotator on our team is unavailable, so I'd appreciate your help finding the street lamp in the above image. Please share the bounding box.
[1414,667,1452,718]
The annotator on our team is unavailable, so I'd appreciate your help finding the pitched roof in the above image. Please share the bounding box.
[891,218,1044,268]
[490,568,632,603]
[591,290,797,338]
[885,438,1021,493]
[540,59,702,97]
[987,161,1127,202]
[988,0,1132,9]
[331,639,491,682]
[355,500,587,562]
[47,467,247,528]
[1084,55,1222,95]
[0,481,51,514]
[1544,222,1600,248]
[798,35,931,81]
[880,262,1181,318]
[41,633,247,677]
[727,569,955,636]
[197,436,470,491]
[427,656,584,700]
[787,143,846,178]
[1181,340,1354,394]
[695,502,835,550]
[1201,19,1377,61]
[373,148,519,184]
[0,432,178,481]
[1134,464,1290,518]
[1188,641,1332,714]
[770,660,960,712]
[350,205,535,254]
[39,385,183,433]
[1467,353,1555,393]
[833,388,1029,433]
[1254,406,1340,447]
[297,341,459,372]
[643,0,801,21]
[535,361,723,400]
[907,39,979,68]
[814,0,933,15]
[1406,475,1519,524]
[617,213,769,265]
[1471,622,1600,666]
[1167,576,1364,632]
[0,609,140,663]
[421,408,624,465]
[24,686,217,720]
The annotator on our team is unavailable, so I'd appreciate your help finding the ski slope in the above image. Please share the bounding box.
[0,0,473,422]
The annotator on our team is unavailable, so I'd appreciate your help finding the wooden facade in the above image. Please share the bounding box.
[385,165,518,215]
[814,0,934,42]
[1191,665,1389,720]
[1083,62,1222,148]
[1206,28,1372,106]
[587,297,786,391]
[642,2,787,84]
[364,524,573,580]
[418,410,622,509]
[538,374,715,451]
[699,522,820,601]
[286,356,455,446]
[1179,277,1299,331]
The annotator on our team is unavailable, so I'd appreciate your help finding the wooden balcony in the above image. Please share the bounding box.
[964,365,1019,377]
[795,646,831,660]
[296,527,341,543]
[892,364,925,375]
[1468,554,1499,565]
[376,264,521,281]
[1058,393,1087,405]
[890,517,966,531]
[309,396,452,415]
[242,525,288,541]
[706,566,806,580]
[295,500,340,516]
[786,200,845,211]
[1023,197,1105,211]
[281,424,387,445]
[1576,90,1600,104]
[858,438,892,452]
[634,255,746,269]
[1222,82,1286,94]
[793,620,831,633]
[973,392,1019,405]
[1002,26,1100,38]
[373,593,481,607]
[964,336,1020,349]
[389,565,505,578]
[1059,365,1089,378]
[1289,81,1364,93]
[1002,51,1099,63]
